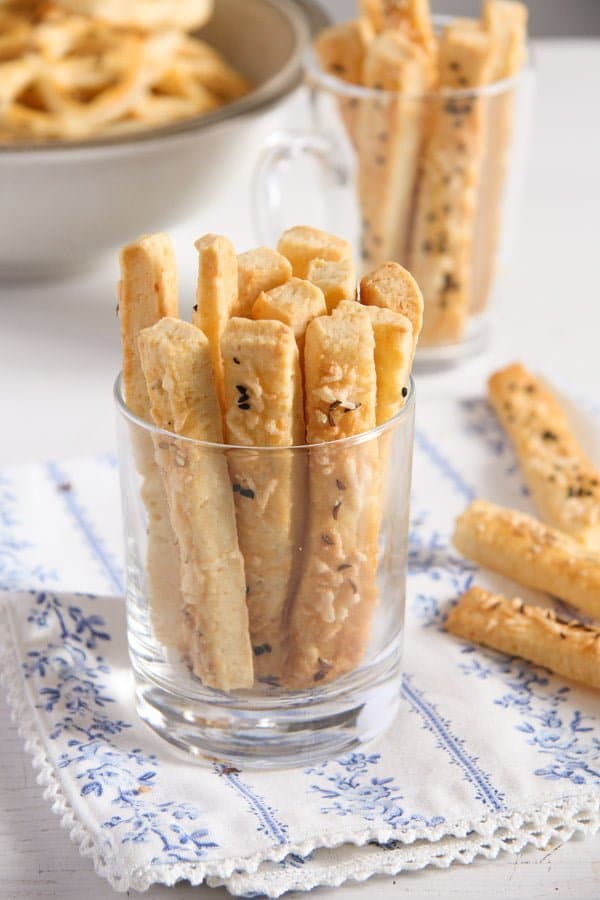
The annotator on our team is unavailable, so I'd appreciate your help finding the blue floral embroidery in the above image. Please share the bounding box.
[401,675,506,811]
[459,646,600,787]
[46,462,124,595]
[22,590,218,862]
[0,474,58,589]
[306,751,445,829]
[217,765,288,845]
[408,508,477,628]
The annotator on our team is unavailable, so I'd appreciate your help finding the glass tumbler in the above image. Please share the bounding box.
[254,21,534,367]
[115,374,415,769]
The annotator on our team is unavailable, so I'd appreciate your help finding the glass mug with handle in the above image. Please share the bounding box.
[254,17,534,367]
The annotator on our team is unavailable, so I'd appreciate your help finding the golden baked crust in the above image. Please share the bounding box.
[488,363,600,550]
[360,260,423,357]
[446,586,600,691]
[306,257,357,313]
[278,226,353,280]
[235,248,292,317]
[251,277,327,363]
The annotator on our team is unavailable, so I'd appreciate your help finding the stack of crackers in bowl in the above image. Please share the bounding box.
[118,226,422,693]
[447,363,600,691]
[314,0,529,349]
[0,0,250,142]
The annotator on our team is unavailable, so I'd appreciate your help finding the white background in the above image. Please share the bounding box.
[1,40,599,900]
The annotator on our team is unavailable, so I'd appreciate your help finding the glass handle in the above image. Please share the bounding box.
[252,130,351,246]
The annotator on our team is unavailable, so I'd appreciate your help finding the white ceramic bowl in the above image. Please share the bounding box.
[0,0,316,279]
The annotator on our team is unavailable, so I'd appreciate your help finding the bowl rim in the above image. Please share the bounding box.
[0,0,310,158]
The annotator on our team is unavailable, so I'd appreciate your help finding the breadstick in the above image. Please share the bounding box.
[138,317,253,691]
[446,587,600,691]
[454,500,600,621]
[410,22,493,345]
[382,0,437,64]
[362,305,413,423]
[472,0,528,315]
[313,18,375,147]
[358,32,429,270]
[360,260,423,359]
[278,226,352,280]
[306,257,357,313]
[488,364,600,550]
[192,234,237,408]
[221,318,305,683]
[284,306,378,688]
[251,277,327,362]
[118,233,181,648]
[235,247,292,317]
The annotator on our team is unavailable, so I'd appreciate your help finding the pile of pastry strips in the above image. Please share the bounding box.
[315,0,528,345]
[447,363,600,691]
[0,0,249,142]
[118,226,422,693]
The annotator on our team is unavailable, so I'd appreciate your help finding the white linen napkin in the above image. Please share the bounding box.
[0,378,599,896]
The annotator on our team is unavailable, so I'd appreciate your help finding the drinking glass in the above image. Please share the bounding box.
[254,20,534,367]
[115,374,415,769]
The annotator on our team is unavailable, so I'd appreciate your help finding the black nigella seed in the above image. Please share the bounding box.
[253,643,272,656]
[192,304,198,312]
[238,402,251,410]
[336,479,346,491]
[402,387,408,398]
[233,357,240,365]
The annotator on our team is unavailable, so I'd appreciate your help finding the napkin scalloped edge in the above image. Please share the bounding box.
[1,594,599,896]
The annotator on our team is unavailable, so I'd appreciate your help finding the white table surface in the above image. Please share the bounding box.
[1,41,599,900]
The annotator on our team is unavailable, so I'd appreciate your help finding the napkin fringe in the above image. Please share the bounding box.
[1,597,599,896]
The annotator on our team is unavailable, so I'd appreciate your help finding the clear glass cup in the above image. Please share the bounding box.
[114,374,415,769]
[253,18,534,368]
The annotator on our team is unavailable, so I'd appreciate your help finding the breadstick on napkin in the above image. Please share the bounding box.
[360,260,423,359]
[306,257,357,313]
[488,363,600,550]
[410,21,493,345]
[454,500,600,621]
[192,234,237,408]
[314,18,375,147]
[446,587,600,691]
[472,0,528,315]
[119,233,181,648]
[359,32,429,270]
[284,306,378,688]
[235,247,292,317]
[278,226,353,280]
[138,317,253,691]
[251,277,327,362]
[221,318,305,683]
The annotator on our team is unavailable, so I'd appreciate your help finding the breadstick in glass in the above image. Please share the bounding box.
[306,257,357,313]
[359,32,429,270]
[446,587,600,691]
[278,226,352,280]
[284,306,378,688]
[221,318,305,683]
[251,277,327,362]
[410,22,493,345]
[138,318,253,691]
[360,260,423,359]
[192,234,237,408]
[119,233,181,647]
[236,247,292,317]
